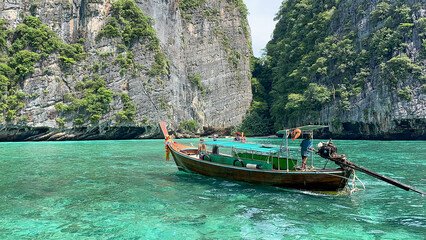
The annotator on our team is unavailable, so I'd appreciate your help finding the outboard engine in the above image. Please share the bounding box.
[316,140,352,171]
[317,141,338,159]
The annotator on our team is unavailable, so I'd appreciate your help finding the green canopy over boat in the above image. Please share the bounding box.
[203,141,281,153]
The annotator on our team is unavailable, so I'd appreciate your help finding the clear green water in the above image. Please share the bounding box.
[0,139,425,239]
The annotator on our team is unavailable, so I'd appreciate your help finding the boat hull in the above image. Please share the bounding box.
[168,143,351,191]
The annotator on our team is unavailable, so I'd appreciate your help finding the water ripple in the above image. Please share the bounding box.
[0,139,424,239]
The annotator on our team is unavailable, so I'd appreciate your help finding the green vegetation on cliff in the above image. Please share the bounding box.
[179,120,197,133]
[115,93,137,123]
[56,74,140,127]
[9,16,85,69]
[98,0,167,76]
[99,0,157,45]
[0,15,138,127]
[57,74,114,124]
[0,16,85,123]
[243,0,426,134]
[179,0,206,16]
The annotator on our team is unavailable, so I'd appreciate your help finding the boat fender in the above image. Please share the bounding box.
[246,163,260,169]
[233,159,245,167]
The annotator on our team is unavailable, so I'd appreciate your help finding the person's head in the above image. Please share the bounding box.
[305,134,312,140]
[200,138,204,143]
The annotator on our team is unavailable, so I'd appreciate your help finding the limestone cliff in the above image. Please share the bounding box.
[264,0,425,140]
[319,0,426,139]
[0,0,252,140]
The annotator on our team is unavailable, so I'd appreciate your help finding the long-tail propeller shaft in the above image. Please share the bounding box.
[317,142,425,195]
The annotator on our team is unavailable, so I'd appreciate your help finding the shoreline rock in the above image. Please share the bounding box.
[0,123,423,142]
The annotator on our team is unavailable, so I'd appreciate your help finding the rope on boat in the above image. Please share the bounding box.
[348,171,365,194]
[349,171,359,194]
[354,170,366,190]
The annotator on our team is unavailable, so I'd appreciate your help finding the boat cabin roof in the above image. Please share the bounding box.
[276,125,328,134]
[204,140,281,154]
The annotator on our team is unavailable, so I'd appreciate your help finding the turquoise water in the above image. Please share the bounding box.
[0,139,425,239]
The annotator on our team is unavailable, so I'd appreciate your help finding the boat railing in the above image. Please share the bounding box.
[192,138,331,170]
[258,147,329,170]
[205,147,331,171]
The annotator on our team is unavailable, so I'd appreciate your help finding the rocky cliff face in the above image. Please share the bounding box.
[265,0,425,140]
[318,0,426,139]
[0,0,252,140]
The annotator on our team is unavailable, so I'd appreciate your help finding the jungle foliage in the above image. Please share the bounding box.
[99,0,157,45]
[240,0,426,135]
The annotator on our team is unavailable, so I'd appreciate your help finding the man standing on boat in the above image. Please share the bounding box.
[300,134,314,171]
[198,138,207,160]
[212,135,219,154]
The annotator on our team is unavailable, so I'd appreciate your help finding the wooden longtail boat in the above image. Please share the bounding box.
[160,123,353,192]
[160,122,425,195]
